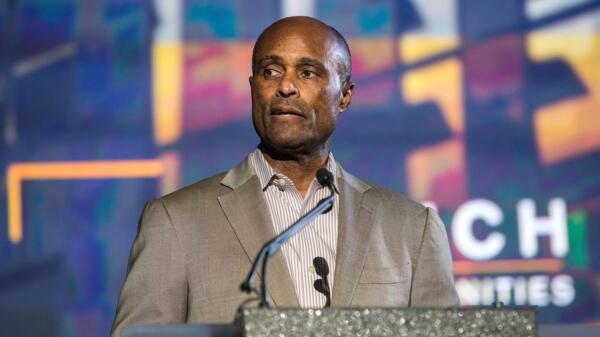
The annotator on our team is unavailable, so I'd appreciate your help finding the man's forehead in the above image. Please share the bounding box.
[254,28,336,63]
[256,54,327,71]
[258,27,332,50]
[259,16,334,41]
[252,17,351,82]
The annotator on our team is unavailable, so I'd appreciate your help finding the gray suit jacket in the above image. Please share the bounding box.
[111,156,459,337]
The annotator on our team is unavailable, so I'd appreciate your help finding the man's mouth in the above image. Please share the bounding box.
[271,106,304,118]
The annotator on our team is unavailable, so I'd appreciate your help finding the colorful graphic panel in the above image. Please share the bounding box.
[2,0,600,336]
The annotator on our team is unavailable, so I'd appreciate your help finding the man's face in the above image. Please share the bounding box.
[250,24,352,155]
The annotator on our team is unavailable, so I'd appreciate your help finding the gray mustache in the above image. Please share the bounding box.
[268,98,305,112]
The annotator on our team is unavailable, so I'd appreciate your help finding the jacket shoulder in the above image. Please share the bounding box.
[158,171,229,208]
[360,178,427,217]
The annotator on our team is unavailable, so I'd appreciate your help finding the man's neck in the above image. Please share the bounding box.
[259,145,330,198]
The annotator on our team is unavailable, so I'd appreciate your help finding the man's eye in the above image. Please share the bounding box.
[301,70,317,78]
[263,68,280,77]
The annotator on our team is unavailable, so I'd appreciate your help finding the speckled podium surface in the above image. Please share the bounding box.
[238,307,536,337]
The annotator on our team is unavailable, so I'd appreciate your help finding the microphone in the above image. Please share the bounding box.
[240,169,336,308]
[313,256,331,307]
[316,168,334,188]
[316,168,334,214]
[313,256,329,276]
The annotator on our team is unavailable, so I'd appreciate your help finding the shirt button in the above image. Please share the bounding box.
[308,266,316,273]
[273,177,287,191]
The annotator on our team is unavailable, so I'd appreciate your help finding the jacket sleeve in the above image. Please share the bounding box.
[110,200,188,337]
[410,207,461,307]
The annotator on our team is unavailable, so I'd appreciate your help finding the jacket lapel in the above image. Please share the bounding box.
[332,168,375,307]
[217,157,299,308]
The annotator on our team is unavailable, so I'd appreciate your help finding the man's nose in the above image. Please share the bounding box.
[276,75,298,97]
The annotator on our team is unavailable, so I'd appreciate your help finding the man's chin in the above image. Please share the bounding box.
[261,138,316,157]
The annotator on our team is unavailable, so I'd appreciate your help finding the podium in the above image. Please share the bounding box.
[123,307,537,337]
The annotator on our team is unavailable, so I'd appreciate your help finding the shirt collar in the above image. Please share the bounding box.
[250,148,338,192]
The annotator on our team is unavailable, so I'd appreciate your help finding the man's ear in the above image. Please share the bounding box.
[339,81,355,112]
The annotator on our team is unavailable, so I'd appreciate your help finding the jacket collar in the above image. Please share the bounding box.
[220,152,369,194]
[219,153,375,308]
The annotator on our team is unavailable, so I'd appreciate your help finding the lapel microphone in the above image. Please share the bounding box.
[240,169,336,308]
[313,256,331,307]
[316,168,335,214]
[316,168,334,187]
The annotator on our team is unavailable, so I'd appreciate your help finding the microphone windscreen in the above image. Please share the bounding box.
[316,168,333,187]
[313,256,330,277]
[314,278,330,294]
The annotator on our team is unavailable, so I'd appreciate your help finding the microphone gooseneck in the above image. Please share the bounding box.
[240,169,336,308]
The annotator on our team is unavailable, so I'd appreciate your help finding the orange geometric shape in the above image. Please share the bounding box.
[6,160,166,244]
[406,138,467,209]
[158,151,182,195]
[153,42,183,145]
[453,258,564,275]
[528,34,600,165]
[350,37,395,72]
[400,34,460,64]
[402,58,464,134]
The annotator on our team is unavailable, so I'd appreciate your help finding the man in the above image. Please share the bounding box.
[111,16,459,337]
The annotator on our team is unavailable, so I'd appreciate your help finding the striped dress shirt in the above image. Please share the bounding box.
[249,148,339,308]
